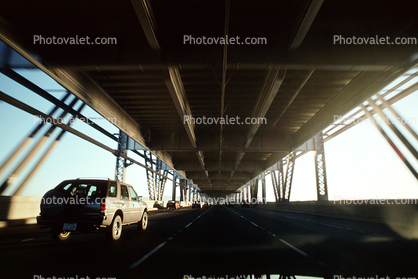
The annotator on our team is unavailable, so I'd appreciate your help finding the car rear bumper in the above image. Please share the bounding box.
[37,215,104,230]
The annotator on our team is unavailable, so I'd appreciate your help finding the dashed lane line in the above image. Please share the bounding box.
[226,207,311,258]
[127,207,212,271]
[279,239,310,258]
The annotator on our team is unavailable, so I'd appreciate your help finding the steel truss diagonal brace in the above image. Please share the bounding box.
[314,132,328,201]
[360,105,418,180]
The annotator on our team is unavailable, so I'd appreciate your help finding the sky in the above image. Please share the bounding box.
[0,63,417,201]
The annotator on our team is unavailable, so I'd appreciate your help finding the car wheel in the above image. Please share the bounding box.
[138,211,148,231]
[51,227,71,241]
[107,215,123,241]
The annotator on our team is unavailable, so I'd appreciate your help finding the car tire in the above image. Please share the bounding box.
[51,227,71,241]
[107,215,123,241]
[138,211,148,231]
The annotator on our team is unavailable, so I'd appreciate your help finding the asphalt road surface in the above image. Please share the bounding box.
[0,206,417,279]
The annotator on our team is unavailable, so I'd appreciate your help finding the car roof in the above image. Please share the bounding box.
[60,178,134,188]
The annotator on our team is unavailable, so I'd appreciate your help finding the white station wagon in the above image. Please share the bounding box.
[37,178,148,241]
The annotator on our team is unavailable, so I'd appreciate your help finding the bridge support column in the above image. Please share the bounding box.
[283,151,296,201]
[271,159,286,202]
[251,179,259,203]
[180,179,186,202]
[115,130,128,182]
[271,171,279,202]
[172,175,177,201]
[155,159,168,201]
[314,132,329,201]
[144,150,156,200]
[261,173,266,204]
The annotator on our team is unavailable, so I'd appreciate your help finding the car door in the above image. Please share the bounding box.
[119,184,132,223]
[128,186,144,222]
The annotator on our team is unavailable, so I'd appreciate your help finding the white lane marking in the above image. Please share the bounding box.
[228,208,311,259]
[318,222,343,229]
[127,241,168,270]
[317,261,329,268]
[279,239,310,258]
[250,221,260,228]
[21,238,33,242]
[185,222,193,228]
[127,207,212,270]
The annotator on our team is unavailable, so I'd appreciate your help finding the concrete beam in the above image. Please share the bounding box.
[176,160,264,172]
[290,0,324,49]
[150,133,292,152]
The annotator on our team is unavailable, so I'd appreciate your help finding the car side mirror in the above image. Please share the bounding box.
[138,196,143,201]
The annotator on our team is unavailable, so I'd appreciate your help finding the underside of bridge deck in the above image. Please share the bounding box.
[0,0,416,196]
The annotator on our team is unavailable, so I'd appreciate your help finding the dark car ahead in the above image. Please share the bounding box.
[192,201,202,208]
[167,200,180,209]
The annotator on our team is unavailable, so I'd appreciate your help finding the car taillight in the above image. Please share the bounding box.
[101,201,106,211]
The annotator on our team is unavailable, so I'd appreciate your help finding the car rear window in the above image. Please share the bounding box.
[59,181,107,198]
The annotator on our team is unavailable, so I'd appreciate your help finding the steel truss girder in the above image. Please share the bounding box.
[271,159,285,202]
[283,151,296,201]
[314,132,328,201]
[0,89,197,199]
[144,150,170,201]
[115,130,128,182]
[144,150,155,200]
[271,171,279,202]
[155,159,168,201]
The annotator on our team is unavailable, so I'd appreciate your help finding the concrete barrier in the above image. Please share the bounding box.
[0,196,41,227]
[260,200,418,226]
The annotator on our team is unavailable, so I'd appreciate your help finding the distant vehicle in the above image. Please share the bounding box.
[167,200,180,209]
[192,201,202,208]
[37,178,148,241]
